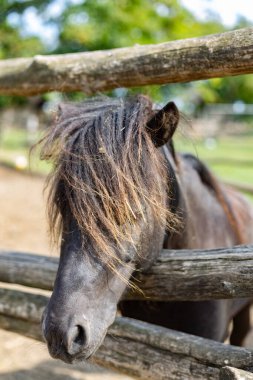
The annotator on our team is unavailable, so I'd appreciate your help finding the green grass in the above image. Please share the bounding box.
[175,135,253,160]
[0,127,51,175]
[1,127,253,200]
[174,133,253,202]
[1,128,29,150]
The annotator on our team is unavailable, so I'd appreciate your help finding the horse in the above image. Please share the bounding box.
[40,95,253,364]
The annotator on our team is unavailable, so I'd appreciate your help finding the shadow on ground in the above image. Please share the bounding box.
[0,359,129,380]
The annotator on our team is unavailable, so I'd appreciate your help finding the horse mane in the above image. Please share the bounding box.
[40,95,178,274]
[183,153,244,244]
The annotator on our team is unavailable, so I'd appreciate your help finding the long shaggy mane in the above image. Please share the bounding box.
[40,95,177,273]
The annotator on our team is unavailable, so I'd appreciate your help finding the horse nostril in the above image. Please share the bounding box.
[73,324,86,347]
[66,323,88,355]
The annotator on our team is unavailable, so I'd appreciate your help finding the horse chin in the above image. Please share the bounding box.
[63,352,93,364]
[48,344,95,364]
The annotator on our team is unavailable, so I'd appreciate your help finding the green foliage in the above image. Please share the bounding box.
[0,0,49,58]
[0,0,47,106]
[0,0,50,23]
[196,75,253,105]
[56,0,224,53]
[0,22,44,59]
[54,0,228,102]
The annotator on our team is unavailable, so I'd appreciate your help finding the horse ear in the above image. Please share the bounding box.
[56,103,81,121]
[56,104,70,122]
[146,102,179,147]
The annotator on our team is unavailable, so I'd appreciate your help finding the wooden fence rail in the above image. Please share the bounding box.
[220,366,253,380]
[1,245,253,301]
[1,287,253,380]
[0,27,253,96]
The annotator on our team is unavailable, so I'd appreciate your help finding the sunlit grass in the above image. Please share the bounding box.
[0,127,51,175]
[174,133,253,202]
[1,127,253,201]
[175,134,253,179]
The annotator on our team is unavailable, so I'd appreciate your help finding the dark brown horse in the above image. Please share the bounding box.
[41,95,253,364]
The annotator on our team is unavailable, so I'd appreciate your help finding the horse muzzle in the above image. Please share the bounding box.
[41,310,96,363]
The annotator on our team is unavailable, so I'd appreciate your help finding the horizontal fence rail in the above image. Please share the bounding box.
[1,245,253,301]
[1,287,253,380]
[220,366,253,380]
[0,27,253,96]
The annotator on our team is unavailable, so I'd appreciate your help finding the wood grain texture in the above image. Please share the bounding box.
[220,366,253,379]
[1,245,253,300]
[0,251,57,291]
[0,27,253,96]
[1,288,253,379]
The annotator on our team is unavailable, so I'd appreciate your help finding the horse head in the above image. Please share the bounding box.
[41,96,179,363]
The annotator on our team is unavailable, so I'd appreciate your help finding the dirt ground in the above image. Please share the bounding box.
[0,166,132,380]
[1,166,253,380]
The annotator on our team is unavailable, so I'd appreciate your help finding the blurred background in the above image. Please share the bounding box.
[0,1,253,379]
[1,0,253,193]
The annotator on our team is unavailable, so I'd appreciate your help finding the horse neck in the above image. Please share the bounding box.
[163,149,244,250]
[161,144,189,249]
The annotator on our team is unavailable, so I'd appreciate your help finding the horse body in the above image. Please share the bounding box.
[120,148,253,343]
[41,96,253,363]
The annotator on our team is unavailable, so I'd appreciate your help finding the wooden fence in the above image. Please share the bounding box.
[1,247,253,379]
[1,246,253,301]
[1,27,253,379]
[2,287,253,380]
